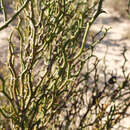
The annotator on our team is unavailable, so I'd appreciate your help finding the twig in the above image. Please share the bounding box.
[0,0,31,31]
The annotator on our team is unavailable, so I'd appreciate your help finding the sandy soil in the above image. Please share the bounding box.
[91,7,130,76]
[91,6,130,130]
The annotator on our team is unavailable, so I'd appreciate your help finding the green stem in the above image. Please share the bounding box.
[72,0,104,61]
[0,0,31,31]
[1,0,7,22]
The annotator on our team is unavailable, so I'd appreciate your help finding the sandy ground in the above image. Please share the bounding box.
[91,7,130,76]
[0,3,130,130]
[91,7,130,130]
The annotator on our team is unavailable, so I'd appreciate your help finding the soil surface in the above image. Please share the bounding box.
[92,7,130,76]
[91,6,130,130]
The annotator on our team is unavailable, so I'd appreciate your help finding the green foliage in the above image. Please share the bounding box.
[0,0,129,129]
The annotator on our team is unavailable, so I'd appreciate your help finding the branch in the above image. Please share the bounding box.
[72,0,104,61]
[0,0,31,31]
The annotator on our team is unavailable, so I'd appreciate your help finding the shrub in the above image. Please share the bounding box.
[0,0,130,129]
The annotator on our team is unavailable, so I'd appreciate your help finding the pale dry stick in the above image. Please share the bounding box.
[0,0,31,31]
